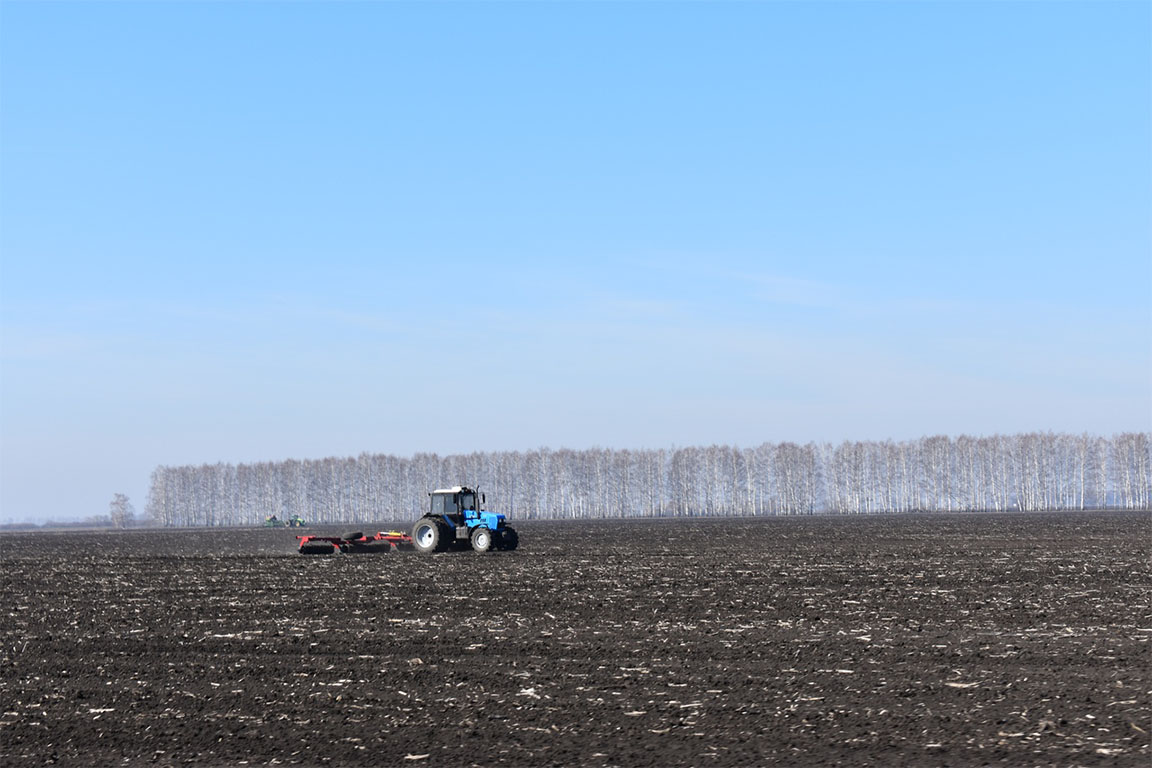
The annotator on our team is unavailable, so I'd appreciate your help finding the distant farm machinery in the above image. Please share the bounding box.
[294,485,519,555]
[266,514,306,528]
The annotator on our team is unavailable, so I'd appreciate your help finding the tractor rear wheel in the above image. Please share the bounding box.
[412,517,444,554]
[497,527,519,551]
[470,526,493,553]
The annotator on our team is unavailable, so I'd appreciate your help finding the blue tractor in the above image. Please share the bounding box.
[411,486,518,553]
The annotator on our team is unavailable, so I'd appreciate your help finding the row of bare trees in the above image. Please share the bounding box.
[144,432,1150,527]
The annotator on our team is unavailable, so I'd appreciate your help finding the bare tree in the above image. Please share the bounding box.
[109,493,135,528]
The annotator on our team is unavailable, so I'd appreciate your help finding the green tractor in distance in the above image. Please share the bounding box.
[265,514,306,528]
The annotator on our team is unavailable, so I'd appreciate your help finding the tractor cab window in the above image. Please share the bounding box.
[460,493,476,511]
[430,494,446,516]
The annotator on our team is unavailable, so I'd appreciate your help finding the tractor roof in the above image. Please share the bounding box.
[431,486,472,495]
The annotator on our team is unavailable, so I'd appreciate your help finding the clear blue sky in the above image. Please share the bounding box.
[1,1,1149,523]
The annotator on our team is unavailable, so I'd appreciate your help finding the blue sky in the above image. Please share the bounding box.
[1,1,1149,522]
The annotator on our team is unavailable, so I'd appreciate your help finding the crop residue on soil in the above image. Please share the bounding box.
[1,512,1149,766]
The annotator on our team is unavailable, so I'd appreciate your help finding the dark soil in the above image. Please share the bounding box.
[2,512,1149,767]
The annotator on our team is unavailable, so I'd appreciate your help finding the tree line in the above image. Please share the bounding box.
[143,432,1151,527]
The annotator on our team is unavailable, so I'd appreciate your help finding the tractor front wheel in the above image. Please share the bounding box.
[497,527,519,551]
[412,518,444,554]
[470,526,493,553]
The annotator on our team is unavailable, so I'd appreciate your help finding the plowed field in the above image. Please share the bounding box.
[2,512,1149,766]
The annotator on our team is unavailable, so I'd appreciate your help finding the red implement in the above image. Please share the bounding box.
[296,531,414,554]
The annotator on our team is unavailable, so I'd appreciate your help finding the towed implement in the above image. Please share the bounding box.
[296,531,413,555]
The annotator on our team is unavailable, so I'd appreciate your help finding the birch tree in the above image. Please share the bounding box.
[109,493,135,528]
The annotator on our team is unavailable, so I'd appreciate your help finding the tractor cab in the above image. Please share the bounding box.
[429,486,502,530]
[428,487,477,517]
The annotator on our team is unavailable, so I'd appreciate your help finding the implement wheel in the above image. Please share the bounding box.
[412,517,445,554]
[470,526,493,553]
[300,541,335,555]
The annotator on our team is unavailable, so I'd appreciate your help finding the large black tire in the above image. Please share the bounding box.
[411,517,446,554]
[470,526,493,553]
[299,541,335,555]
[497,527,519,551]
[343,531,364,542]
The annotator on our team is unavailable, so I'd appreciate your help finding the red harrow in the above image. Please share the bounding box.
[296,531,414,555]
